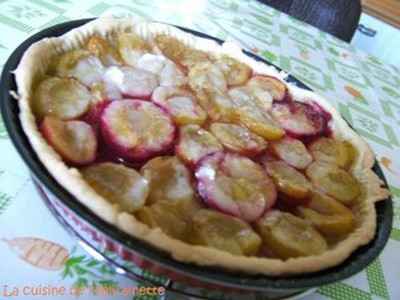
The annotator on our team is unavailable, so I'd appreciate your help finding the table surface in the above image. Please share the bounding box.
[362,0,400,29]
[0,0,399,299]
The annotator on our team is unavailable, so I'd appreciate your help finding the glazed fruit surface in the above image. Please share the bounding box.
[34,34,362,259]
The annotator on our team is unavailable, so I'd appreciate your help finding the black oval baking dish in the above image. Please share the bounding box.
[0,18,393,297]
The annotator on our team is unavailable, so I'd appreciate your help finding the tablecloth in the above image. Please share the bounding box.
[0,0,399,299]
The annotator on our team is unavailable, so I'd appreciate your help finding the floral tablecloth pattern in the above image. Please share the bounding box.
[0,0,399,299]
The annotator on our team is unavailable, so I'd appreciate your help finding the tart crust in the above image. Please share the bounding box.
[14,18,389,276]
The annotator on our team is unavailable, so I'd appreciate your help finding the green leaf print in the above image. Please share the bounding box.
[0,192,12,215]
[0,117,8,139]
[233,17,243,26]
[356,117,379,132]
[382,86,400,98]
[297,43,308,53]
[294,65,317,82]
[261,50,277,63]
[98,279,118,288]
[65,255,85,267]
[74,277,89,290]
[60,250,118,293]
[99,263,116,275]
[251,13,273,26]
[328,47,340,57]
[7,5,47,19]
[61,266,72,279]
[75,265,89,275]
[367,55,382,65]
[209,0,238,11]
[392,198,400,225]
[86,259,100,268]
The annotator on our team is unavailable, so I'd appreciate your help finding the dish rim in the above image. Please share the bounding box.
[0,18,393,292]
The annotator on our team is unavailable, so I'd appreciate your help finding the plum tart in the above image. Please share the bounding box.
[15,18,389,275]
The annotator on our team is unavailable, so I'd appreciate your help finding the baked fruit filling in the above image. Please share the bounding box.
[176,124,223,165]
[255,210,328,259]
[265,160,312,201]
[270,101,328,140]
[100,99,175,161]
[270,137,312,169]
[152,86,207,125]
[195,152,276,222]
[190,209,262,256]
[41,116,97,165]
[247,75,288,102]
[34,77,92,120]
[141,156,195,205]
[209,122,267,156]
[33,30,371,261]
[81,162,149,212]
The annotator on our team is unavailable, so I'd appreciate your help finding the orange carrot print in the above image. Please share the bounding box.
[344,85,364,100]
[2,237,69,270]
[380,156,398,175]
[300,50,309,60]
[251,46,259,54]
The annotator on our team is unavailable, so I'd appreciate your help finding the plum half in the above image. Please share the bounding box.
[34,77,92,120]
[117,32,152,66]
[228,85,274,113]
[153,34,209,69]
[55,49,105,87]
[176,124,223,166]
[188,61,227,95]
[215,55,252,86]
[136,199,202,241]
[81,162,149,212]
[296,191,354,236]
[309,137,355,170]
[270,101,328,140]
[306,161,361,205]
[101,99,175,161]
[86,36,123,66]
[228,85,284,140]
[247,75,288,102]
[135,54,186,87]
[151,86,206,126]
[209,122,267,156]
[195,152,276,222]
[40,117,97,165]
[196,91,237,122]
[255,210,328,259]
[141,156,195,205]
[103,66,158,100]
[265,160,312,201]
[270,137,313,169]
[233,106,285,141]
[190,209,262,256]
